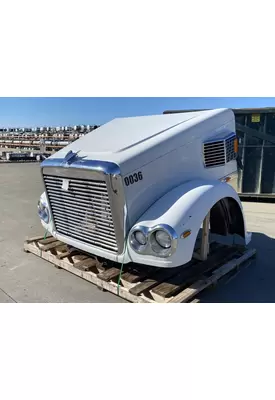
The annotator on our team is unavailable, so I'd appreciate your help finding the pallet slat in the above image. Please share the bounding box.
[130,244,225,298]
[129,267,184,296]
[38,240,64,251]
[56,248,78,260]
[150,260,196,300]
[25,235,49,244]
[151,246,240,301]
[38,237,59,246]
[168,248,257,303]
[98,267,122,282]
[73,258,97,271]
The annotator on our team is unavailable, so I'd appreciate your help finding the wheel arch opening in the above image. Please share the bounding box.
[210,197,245,239]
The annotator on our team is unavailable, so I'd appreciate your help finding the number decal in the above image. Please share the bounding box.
[124,171,143,186]
[133,173,139,182]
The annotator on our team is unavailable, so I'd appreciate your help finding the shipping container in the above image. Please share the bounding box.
[163,107,275,198]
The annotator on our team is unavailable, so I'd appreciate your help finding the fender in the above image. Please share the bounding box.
[127,179,250,268]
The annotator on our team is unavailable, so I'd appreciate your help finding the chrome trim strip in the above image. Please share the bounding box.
[41,157,121,175]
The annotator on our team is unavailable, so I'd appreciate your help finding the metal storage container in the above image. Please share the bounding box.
[163,107,275,198]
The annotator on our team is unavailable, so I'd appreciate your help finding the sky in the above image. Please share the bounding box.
[0,97,275,127]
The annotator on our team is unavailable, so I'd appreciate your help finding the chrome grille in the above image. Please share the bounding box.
[43,174,118,252]
[203,134,236,168]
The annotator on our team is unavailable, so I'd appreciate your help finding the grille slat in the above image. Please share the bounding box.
[52,210,114,229]
[46,192,112,209]
[45,185,110,202]
[204,153,225,160]
[204,143,224,148]
[55,227,118,250]
[204,148,225,154]
[44,174,118,252]
[44,176,107,188]
[54,223,118,248]
[44,177,108,189]
[50,203,113,218]
[48,197,112,214]
[54,219,117,243]
[45,182,109,197]
[203,134,236,168]
[51,207,114,226]
[45,187,112,207]
[50,208,113,224]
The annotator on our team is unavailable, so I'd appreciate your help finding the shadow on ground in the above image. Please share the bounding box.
[200,231,275,303]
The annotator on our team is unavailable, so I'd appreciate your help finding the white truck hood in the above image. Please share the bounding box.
[47,108,234,175]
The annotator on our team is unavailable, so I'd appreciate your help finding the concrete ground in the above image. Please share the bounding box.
[0,163,125,302]
[0,163,275,303]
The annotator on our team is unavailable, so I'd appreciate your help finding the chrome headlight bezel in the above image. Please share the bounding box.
[129,224,178,258]
[149,225,178,257]
[37,199,50,224]
[129,225,149,253]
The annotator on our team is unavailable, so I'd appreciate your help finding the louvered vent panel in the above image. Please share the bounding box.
[225,135,236,162]
[203,134,236,168]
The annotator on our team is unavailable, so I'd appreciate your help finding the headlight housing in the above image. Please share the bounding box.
[38,199,50,224]
[149,225,177,257]
[130,226,148,253]
[129,224,177,257]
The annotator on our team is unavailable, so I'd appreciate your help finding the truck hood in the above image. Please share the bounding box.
[46,108,233,175]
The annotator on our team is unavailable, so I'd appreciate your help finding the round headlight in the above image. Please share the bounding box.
[149,226,177,257]
[155,230,171,249]
[38,200,49,224]
[134,230,147,246]
[130,228,148,252]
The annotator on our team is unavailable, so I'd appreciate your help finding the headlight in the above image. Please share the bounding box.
[130,227,148,252]
[149,225,177,257]
[155,230,171,249]
[134,231,147,245]
[129,224,177,257]
[38,199,50,224]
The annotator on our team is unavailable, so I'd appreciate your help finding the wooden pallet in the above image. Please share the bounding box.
[23,235,256,303]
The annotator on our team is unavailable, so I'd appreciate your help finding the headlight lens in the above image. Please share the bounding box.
[130,228,148,252]
[38,200,49,223]
[155,230,171,249]
[134,230,147,245]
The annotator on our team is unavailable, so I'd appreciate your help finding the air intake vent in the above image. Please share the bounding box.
[203,133,236,168]
[43,174,118,253]
[225,135,236,163]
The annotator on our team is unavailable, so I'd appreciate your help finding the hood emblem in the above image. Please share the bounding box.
[63,150,80,165]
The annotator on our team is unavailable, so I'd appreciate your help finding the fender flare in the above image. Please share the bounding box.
[128,179,248,267]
